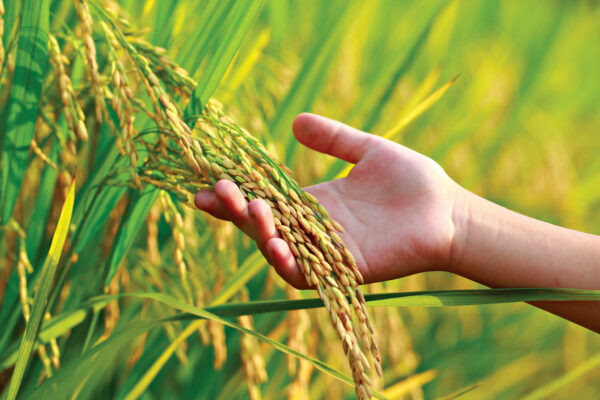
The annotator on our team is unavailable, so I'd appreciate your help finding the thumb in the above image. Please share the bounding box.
[292,113,378,164]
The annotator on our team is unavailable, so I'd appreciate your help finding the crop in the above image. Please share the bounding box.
[1,0,599,399]
[149,98,383,397]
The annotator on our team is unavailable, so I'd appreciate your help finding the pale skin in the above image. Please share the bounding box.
[195,113,600,333]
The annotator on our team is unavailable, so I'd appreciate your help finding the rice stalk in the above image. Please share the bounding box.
[137,97,382,397]
[161,320,188,366]
[146,203,160,264]
[74,0,105,122]
[48,34,88,142]
[131,38,196,98]
[99,21,142,186]
[98,197,128,343]
[208,318,227,370]
[285,285,311,400]
[203,218,233,370]
[238,291,268,400]
[99,272,121,342]
[29,139,57,171]
[159,192,193,304]
[180,208,212,346]
[8,221,56,380]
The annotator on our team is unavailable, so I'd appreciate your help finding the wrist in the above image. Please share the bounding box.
[447,185,477,275]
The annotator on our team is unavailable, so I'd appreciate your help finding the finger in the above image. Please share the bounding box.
[266,238,310,289]
[194,190,228,220]
[292,113,379,164]
[248,199,278,247]
[214,180,252,231]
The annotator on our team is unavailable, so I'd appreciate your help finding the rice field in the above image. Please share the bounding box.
[1,0,599,399]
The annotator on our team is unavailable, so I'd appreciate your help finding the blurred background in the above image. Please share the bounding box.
[2,0,599,398]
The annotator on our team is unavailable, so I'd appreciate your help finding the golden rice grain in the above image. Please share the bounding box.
[74,0,104,122]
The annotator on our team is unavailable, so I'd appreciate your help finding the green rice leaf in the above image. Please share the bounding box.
[2,287,597,371]
[0,0,21,59]
[203,287,600,316]
[150,0,177,47]
[104,186,161,287]
[185,0,264,118]
[6,174,75,400]
[177,0,235,74]
[0,0,50,224]
[382,75,458,142]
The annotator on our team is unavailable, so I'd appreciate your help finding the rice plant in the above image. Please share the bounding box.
[1,0,599,399]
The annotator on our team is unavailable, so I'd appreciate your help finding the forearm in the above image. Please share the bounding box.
[450,187,600,332]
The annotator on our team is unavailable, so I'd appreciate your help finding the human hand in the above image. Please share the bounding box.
[195,114,461,288]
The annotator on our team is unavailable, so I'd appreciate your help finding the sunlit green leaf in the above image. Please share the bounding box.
[6,174,75,400]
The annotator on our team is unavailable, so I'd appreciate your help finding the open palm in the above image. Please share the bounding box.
[195,114,459,288]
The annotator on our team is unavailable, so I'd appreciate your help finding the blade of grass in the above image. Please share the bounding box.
[0,0,49,224]
[6,174,75,400]
[2,287,598,370]
[455,352,543,399]
[0,141,58,346]
[0,0,21,62]
[436,383,482,400]
[219,28,271,103]
[70,126,121,233]
[203,287,600,316]
[382,75,458,141]
[122,321,202,400]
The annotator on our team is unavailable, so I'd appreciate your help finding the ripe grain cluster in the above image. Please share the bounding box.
[142,99,383,398]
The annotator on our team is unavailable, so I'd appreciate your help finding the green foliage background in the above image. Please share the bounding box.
[0,0,599,399]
